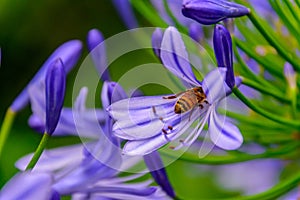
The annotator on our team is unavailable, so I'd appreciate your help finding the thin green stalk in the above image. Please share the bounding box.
[235,38,284,79]
[246,12,300,71]
[227,170,300,200]
[232,87,300,129]
[0,108,16,157]
[163,0,187,33]
[241,77,293,105]
[130,0,168,27]
[269,0,300,44]
[283,0,300,25]
[232,37,280,89]
[224,111,287,130]
[161,142,299,165]
[25,133,50,170]
[296,0,300,8]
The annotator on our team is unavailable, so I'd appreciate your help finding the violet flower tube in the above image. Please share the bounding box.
[45,59,66,135]
[182,0,250,25]
[213,24,235,89]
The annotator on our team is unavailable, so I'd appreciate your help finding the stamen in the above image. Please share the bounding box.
[168,125,173,130]
[162,129,168,135]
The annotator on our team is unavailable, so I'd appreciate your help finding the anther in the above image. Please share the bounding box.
[162,129,168,135]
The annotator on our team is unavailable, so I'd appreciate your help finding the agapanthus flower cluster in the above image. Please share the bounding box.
[1,0,300,199]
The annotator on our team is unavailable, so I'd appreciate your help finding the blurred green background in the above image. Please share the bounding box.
[0,0,125,187]
[0,1,243,199]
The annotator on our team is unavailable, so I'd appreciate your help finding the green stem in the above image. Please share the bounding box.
[283,0,300,25]
[241,77,295,106]
[25,133,50,170]
[162,0,187,33]
[246,12,300,71]
[235,38,284,79]
[161,142,299,165]
[130,0,168,27]
[232,87,300,129]
[232,38,283,91]
[224,111,287,130]
[296,0,300,8]
[269,0,300,45]
[0,108,16,157]
[227,170,300,200]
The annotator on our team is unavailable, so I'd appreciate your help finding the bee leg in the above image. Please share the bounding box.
[163,91,185,99]
[188,105,198,121]
[152,106,165,122]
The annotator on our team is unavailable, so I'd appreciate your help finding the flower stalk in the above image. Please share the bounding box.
[232,87,300,129]
[0,108,16,157]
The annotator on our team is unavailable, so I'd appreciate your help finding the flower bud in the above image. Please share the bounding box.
[87,29,110,81]
[182,0,250,25]
[284,63,296,90]
[213,24,234,89]
[45,59,66,135]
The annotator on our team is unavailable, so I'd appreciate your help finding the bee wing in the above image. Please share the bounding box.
[107,95,178,140]
[160,27,201,87]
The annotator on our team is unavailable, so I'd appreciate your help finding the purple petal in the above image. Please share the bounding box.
[160,26,200,87]
[80,186,158,200]
[213,24,234,89]
[73,87,106,139]
[87,29,111,81]
[0,172,53,200]
[112,0,138,29]
[28,114,45,133]
[202,68,227,103]
[10,40,82,112]
[182,0,250,25]
[152,28,164,58]
[109,96,176,140]
[189,23,204,42]
[144,151,175,198]
[208,108,243,150]
[15,144,85,172]
[101,81,127,109]
[123,111,201,155]
[45,59,66,135]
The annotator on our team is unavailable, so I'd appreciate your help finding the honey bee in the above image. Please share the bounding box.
[163,87,208,114]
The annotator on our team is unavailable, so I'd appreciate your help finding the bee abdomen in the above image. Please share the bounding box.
[174,98,194,114]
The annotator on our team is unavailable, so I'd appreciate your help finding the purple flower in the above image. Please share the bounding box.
[0,172,57,200]
[16,82,171,199]
[108,27,243,156]
[213,24,234,89]
[10,40,82,113]
[45,59,66,135]
[182,0,250,25]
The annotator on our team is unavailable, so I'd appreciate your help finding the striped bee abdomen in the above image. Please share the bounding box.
[174,87,207,114]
